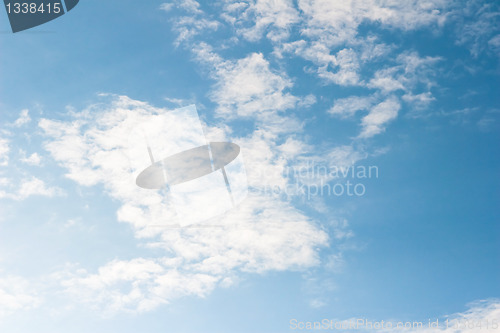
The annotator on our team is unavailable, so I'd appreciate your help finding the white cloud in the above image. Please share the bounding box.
[59,258,217,314]
[453,1,500,58]
[159,2,174,12]
[0,138,8,167]
[40,95,329,313]
[278,41,361,86]
[378,299,500,332]
[176,0,202,14]
[359,96,400,138]
[17,177,63,199]
[489,34,500,50]
[221,0,300,42]
[278,40,335,64]
[194,44,300,121]
[368,51,441,94]
[0,178,9,187]
[326,146,367,169]
[172,16,220,46]
[297,0,448,47]
[0,177,64,201]
[368,67,406,93]
[161,1,219,46]
[19,151,42,166]
[329,96,375,118]
[12,109,31,127]
[162,0,446,142]
[477,116,497,132]
[160,0,202,14]
[0,276,41,319]
[164,96,192,106]
[358,36,394,62]
[402,92,436,112]
[317,48,361,86]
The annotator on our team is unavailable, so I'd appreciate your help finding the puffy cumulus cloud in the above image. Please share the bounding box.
[162,0,496,143]
[194,44,300,121]
[16,177,64,200]
[40,95,329,314]
[59,258,218,314]
[161,0,477,144]
[190,42,367,206]
[220,0,300,42]
[277,41,363,86]
[271,0,447,88]
[317,48,361,86]
[298,0,448,46]
[19,151,42,166]
[267,5,444,134]
[0,275,41,319]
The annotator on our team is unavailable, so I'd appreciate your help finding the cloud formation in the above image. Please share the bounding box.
[0,276,40,319]
[39,95,329,313]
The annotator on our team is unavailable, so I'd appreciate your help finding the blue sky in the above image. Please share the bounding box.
[0,0,499,332]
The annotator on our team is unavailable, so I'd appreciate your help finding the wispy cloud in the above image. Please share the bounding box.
[0,177,64,201]
[161,0,203,15]
[359,96,401,139]
[329,96,375,118]
[161,1,219,46]
[380,299,500,332]
[453,1,500,58]
[12,109,31,127]
[0,138,9,167]
[0,276,41,319]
